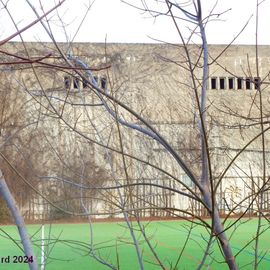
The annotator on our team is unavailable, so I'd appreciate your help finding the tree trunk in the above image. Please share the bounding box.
[0,170,38,270]
[203,188,238,270]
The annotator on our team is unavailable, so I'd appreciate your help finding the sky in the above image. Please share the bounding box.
[0,0,270,44]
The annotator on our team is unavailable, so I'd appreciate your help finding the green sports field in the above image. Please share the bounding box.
[0,218,269,270]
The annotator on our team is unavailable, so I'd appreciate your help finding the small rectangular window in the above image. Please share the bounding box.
[93,76,98,85]
[101,77,107,89]
[237,78,243,90]
[64,76,71,89]
[254,77,261,90]
[219,77,226,90]
[246,78,251,90]
[73,77,80,89]
[228,78,234,90]
[83,79,88,88]
[211,77,217,89]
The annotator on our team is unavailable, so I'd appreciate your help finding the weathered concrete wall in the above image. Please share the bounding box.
[0,42,269,219]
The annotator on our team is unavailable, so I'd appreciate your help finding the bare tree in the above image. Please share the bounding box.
[0,0,270,270]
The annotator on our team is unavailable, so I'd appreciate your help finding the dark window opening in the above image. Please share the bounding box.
[101,77,107,89]
[64,76,71,89]
[73,77,80,89]
[228,78,234,89]
[254,77,261,90]
[83,79,88,88]
[211,78,217,89]
[237,78,243,90]
[93,76,98,85]
[219,78,226,90]
[246,78,251,90]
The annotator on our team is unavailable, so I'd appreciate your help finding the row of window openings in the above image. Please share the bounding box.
[64,76,107,90]
[210,77,261,90]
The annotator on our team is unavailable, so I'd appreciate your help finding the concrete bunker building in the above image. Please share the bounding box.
[0,42,269,220]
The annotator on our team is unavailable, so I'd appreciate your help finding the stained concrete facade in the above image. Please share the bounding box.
[0,42,270,219]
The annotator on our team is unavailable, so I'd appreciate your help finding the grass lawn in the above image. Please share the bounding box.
[0,218,270,269]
